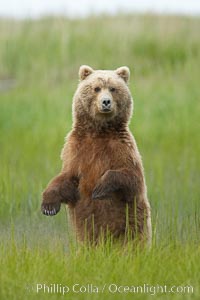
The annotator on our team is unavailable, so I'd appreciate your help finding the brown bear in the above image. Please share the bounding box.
[41,65,151,246]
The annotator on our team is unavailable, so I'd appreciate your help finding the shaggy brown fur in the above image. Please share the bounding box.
[41,65,152,246]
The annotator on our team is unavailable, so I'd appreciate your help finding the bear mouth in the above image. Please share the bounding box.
[99,108,112,114]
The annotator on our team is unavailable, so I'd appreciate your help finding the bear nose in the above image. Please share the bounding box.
[102,98,111,110]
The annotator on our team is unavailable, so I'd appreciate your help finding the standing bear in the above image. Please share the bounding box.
[41,65,152,246]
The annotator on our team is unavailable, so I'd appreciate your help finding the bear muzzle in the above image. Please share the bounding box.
[100,97,112,113]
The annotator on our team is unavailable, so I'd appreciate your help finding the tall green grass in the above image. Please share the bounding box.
[0,14,200,299]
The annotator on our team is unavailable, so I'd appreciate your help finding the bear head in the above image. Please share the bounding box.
[72,65,133,132]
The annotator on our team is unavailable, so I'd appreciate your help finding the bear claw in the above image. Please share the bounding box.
[41,203,60,216]
[92,189,107,200]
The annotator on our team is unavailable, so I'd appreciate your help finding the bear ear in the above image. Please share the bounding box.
[115,66,130,83]
[79,65,94,80]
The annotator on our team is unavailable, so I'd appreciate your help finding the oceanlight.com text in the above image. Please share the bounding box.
[26,283,194,295]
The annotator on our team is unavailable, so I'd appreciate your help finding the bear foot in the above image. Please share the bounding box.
[41,202,61,216]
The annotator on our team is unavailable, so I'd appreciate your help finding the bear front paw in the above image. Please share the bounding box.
[92,184,109,200]
[41,188,61,216]
[41,202,61,216]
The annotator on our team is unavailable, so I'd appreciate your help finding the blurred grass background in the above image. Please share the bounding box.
[0,14,200,299]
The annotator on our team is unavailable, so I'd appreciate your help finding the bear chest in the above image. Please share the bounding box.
[76,138,116,196]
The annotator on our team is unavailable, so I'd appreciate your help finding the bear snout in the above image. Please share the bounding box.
[97,94,114,113]
[101,97,112,111]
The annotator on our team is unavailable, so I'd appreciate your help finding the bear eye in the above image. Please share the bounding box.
[110,87,116,92]
[94,87,101,92]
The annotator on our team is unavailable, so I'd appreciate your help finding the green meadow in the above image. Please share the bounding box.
[0,14,200,299]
